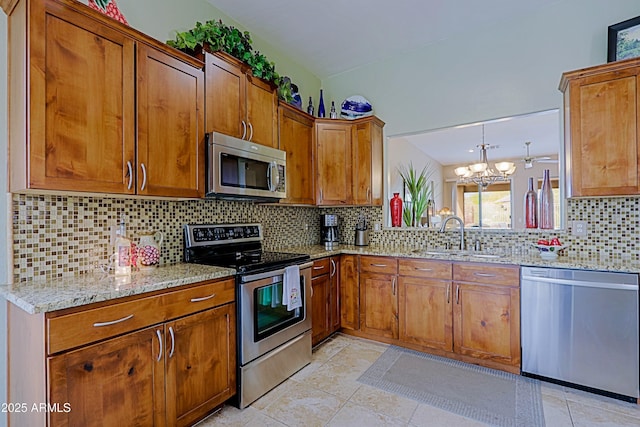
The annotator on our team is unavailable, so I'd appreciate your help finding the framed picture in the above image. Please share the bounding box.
[608,16,640,62]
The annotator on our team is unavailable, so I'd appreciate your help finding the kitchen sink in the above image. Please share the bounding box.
[411,249,501,259]
[468,253,501,259]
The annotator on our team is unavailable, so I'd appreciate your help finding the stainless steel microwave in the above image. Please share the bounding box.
[206,132,286,201]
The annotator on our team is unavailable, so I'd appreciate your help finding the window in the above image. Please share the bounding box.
[457,182,512,228]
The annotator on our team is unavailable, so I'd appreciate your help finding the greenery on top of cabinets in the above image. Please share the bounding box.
[167,19,292,102]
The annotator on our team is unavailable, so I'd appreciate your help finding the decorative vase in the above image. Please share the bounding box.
[88,0,128,25]
[137,231,164,272]
[524,177,538,229]
[318,89,326,118]
[539,169,554,229]
[390,193,403,227]
[307,96,314,116]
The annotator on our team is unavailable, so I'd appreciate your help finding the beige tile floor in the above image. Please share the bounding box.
[197,334,640,427]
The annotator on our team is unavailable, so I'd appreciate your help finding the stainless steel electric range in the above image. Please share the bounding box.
[183,223,312,408]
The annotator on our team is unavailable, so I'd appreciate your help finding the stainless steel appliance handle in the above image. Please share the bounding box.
[521,275,638,291]
[267,161,279,192]
[240,261,314,283]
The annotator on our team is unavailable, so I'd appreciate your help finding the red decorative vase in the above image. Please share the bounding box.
[524,177,538,228]
[390,193,403,227]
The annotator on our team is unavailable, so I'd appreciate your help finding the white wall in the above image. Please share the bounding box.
[323,0,640,136]
[0,10,8,427]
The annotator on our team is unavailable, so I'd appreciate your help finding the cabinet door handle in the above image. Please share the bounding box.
[248,122,254,141]
[415,267,433,272]
[474,272,496,278]
[392,277,397,296]
[168,326,175,358]
[330,259,336,277]
[456,285,460,304]
[126,161,133,190]
[156,329,163,362]
[140,163,147,191]
[241,120,247,140]
[371,263,387,267]
[93,314,134,328]
[446,284,450,304]
[319,188,323,202]
[190,293,216,303]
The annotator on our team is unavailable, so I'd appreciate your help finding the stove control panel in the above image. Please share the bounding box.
[184,223,262,247]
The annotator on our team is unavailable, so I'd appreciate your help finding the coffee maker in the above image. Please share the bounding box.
[320,214,339,250]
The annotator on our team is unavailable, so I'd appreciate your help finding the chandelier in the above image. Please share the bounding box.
[454,125,516,188]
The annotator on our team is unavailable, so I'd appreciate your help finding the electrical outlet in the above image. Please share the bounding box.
[572,221,587,237]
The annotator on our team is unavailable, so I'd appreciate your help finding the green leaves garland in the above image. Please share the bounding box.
[167,20,284,95]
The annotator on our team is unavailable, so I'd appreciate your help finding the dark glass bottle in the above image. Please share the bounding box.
[306,96,314,116]
[330,101,337,119]
[524,177,538,228]
[539,169,554,229]
[318,89,325,118]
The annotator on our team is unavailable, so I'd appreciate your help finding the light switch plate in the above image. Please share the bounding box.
[572,221,587,237]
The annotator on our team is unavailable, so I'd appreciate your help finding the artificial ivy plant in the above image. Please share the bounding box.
[167,20,292,101]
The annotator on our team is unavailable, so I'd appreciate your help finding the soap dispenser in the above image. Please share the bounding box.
[113,213,131,276]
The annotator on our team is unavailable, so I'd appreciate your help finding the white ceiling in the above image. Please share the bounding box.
[395,109,560,166]
[207,0,559,79]
[206,0,562,163]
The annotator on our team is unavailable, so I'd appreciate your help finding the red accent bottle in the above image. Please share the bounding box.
[524,177,538,228]
[390,193,403,227]
[539,169,554,229]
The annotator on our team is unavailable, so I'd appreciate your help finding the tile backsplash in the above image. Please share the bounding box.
[11,194,640,282]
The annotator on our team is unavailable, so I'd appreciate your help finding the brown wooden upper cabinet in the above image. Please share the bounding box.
[8,0,205,197]
[315,116,384,206]
[560,58,640,197]
[278,102,316,204]
[202,51,278,148]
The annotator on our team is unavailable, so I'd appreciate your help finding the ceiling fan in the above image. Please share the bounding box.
[522,141,558,169]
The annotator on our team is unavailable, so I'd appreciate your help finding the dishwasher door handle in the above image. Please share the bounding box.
[522,275,638,291]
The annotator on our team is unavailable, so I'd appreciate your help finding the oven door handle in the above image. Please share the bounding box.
[240,261,313,283]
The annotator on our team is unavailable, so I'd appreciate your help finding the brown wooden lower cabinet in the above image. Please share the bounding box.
[345,256,521,373]
[339,254,359,331]
[311,256,341,346]
[10,277,236,427]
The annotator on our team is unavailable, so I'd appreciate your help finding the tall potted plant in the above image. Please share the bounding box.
[398,163,433,227]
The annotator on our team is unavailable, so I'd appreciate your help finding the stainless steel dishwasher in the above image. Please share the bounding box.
[521,266,639,402]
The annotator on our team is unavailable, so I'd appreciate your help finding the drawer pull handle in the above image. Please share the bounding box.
[415,267,433,271]
[156,329,163,362]
[371,263,387,267]
[93,314,134,327]
[474,272,496,278]
[313,266,325,270]
[190,293,216,303]
[168,326,175,358]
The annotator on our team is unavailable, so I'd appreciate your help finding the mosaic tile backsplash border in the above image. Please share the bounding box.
[11,194,640,282]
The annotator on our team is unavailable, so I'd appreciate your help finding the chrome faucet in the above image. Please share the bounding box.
[439,216,465,251]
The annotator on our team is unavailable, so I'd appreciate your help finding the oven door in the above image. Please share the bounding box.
[238,262,312,365]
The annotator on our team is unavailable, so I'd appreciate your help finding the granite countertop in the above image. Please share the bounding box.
[0,263,235,315]
[280,244,640,274]
[3,245,638,315]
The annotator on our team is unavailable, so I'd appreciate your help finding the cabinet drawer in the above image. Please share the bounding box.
[453,263,519,286]
[399,259,451,279]
[47,293,166,355]
[162,278,235,319]
[312,258,331,278]
[47,278,236,355]
[360,256,398,274]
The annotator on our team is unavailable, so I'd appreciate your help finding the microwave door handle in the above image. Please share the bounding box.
[267,161,279,192]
